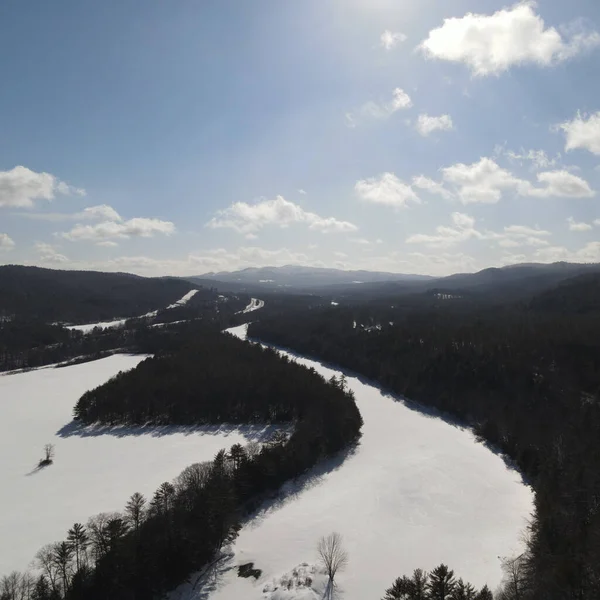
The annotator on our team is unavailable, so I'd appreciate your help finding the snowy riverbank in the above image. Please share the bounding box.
[170,324,533,599]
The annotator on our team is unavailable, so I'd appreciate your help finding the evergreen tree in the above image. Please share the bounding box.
[475,585,493,600]
[427,565,456,600]
[67,523,88,572]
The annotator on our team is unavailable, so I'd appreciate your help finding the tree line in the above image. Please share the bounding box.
[248,275,600,600]
[1,329,362,599]
[0,290,248,372]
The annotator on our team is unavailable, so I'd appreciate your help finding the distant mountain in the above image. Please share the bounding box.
[192,265,433,290]
[0,265,196,324]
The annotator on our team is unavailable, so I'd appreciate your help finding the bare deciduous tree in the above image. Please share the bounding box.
[317,532,348,587]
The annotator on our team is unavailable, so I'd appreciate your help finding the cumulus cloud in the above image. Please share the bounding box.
[60,217,175,243]
[0,233,15,251]
[407,213,553,249]
[35,242,69,263]
[406,212,483,247]
[380,30,407,50]
[0,166,85,208]
[207,196,357,235]
[416,114,454,136]
[567,217,593,231]
[411,175,455,200]
[355,172,421,208]
[347,88,413,126]
[441,157,595,203]
[16,204,122,223]
[505,148,559,170]
[559,111,600,155]
[419,1,600,76]
[529,170,595,198]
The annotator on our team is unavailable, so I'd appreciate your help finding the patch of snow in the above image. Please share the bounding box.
[170,325,533,600]
[330,302,339,306]
[66,289,199,333]
[0,355,278,575]
[166,289,199,309]
[236,298,265,314]
[259,280,275,283]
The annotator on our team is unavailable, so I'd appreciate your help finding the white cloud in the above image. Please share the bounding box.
[355,172,421,208]
[406,211,483,247]
[380,30,407,50]
[16,204,123,223]
[441,158,595,203]
[505,148,559,170]
[532,242,600,263]
[407,214,554,250]
[529,170,595,198]
[347,88,412,125]
[559,111,600,155]
[419,1,600,76]
[350,237,384,246]
[567,217,593,231]
[411,175,455,200]
[207,196,357,235]
[0,233,15,251]
[416,114,454,136]
[60,217,175,243]
[298,189,307,195]
[442,158,528,203]
[0,166,85,208]
[35,242,69,263]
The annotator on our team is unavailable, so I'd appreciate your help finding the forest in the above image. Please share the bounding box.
[0,286,248,372]
[0,266,198,324]
[0,327,362,599]
[248,273,600,600]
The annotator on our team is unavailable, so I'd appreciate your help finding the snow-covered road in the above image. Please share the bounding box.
[170,324,533,600]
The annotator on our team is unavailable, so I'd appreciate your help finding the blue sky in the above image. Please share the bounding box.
[1,0,599,276]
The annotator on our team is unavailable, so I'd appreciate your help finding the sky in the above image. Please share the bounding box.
[1,0,600,277]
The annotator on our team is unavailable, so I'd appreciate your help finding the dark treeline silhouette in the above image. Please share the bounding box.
[0,265,198,323]
[383,564,493,599]
[248,274,600,599]
[0,329,362,599]
[0,289,249,372]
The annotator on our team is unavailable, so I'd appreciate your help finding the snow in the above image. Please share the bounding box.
[330,302,339,306]
[0,355,279,576]
[66,289,199,333]
[237,298,265,314]
[166,289,199,309]
[170,324,533,600]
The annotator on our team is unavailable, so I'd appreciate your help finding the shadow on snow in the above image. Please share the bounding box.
[56,421,290,443]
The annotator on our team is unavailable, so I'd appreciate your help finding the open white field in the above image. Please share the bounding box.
[0,355,275,575]
[170,325,534,599]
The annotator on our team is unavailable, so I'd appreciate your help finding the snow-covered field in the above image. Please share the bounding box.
[66,288,198,333]
[0,355,277,576]
[171,325,533,600]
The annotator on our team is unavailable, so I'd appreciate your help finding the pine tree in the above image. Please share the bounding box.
[475,585,493,600]
[451,578,477,600]
[383,575,412,599]
[67,523,88,572]
[427,564,456,600]
[124,492,146,535]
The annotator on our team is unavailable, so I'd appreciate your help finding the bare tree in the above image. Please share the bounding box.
[317,532,348,588]
[498,554,529,600]
[38,443,55,467]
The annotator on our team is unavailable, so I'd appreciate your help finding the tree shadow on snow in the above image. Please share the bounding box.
[169,551,235,600]
[243,442,360,530]
[55,420,289,443]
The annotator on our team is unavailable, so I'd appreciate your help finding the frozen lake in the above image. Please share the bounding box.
[171,325,534,600]
[0,355,276,575]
